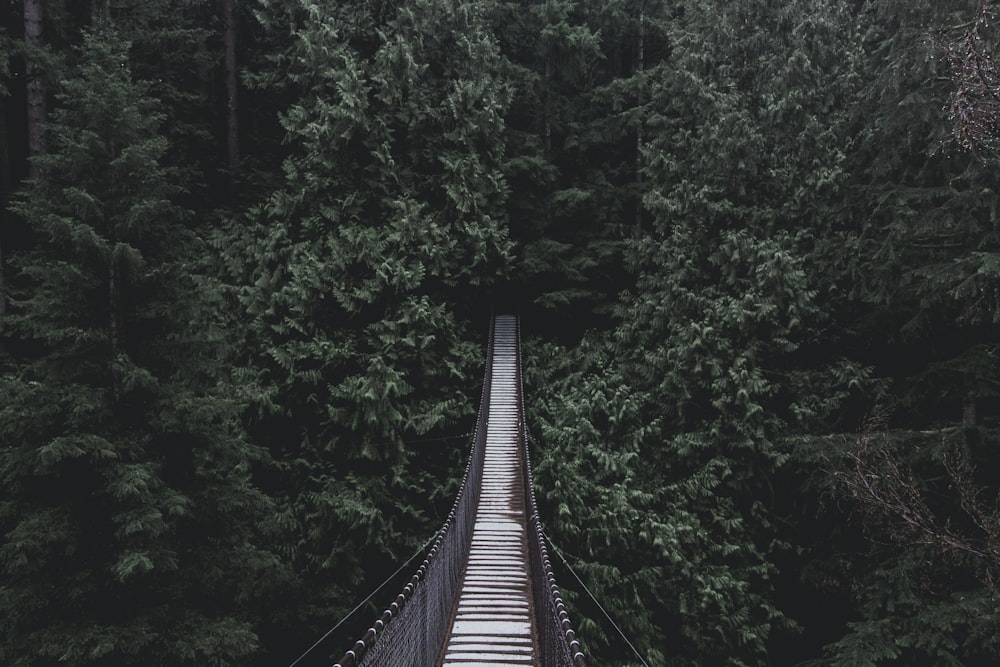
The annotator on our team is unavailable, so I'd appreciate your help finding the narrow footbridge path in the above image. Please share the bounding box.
[440,317,534,665]
[332,315,585,667]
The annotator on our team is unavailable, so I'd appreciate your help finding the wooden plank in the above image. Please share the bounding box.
[440,316,537,667]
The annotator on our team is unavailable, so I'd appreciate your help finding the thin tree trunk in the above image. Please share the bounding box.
[91,0,111,23]
[108,257,120,397]
[0,96,8,317]
[25,0,46,177]
[223,0,240,192]
[109,260,118,355]
[543,0,552,153]
[0,238,6,316]
[544,54,552,153]
[635,2,645,233]
[963,392,977,427]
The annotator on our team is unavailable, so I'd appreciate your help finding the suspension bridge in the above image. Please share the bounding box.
[328,315,586,667]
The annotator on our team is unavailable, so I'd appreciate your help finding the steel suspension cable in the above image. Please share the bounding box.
[543,529,653,667]
[515,317,587,666]
[288,535,434,667]
[329,314,496,667]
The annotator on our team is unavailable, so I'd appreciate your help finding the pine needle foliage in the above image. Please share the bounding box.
[221,0,514,657]
[526,1,872,664]
[4,0,1000,664]
[836,0,1000,422]
[0,28,271,666]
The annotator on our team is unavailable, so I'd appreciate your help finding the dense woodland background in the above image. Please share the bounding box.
[2,0,1000,665]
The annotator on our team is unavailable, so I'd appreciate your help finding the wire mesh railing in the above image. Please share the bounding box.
[331,320,494,667]
[330,314,586,666]
[515,317,587,667]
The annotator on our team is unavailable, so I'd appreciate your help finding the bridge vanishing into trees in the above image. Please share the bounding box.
[329,315,586,667]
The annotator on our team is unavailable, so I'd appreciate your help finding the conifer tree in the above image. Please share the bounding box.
[0,27,271,665]
[496,0,641,327]
[842,0,1000,426]
[106,0,227,200]
[5,0,1000,662]
[528,1,871,664]
[224,0,513,657]
[812,2,1000,662]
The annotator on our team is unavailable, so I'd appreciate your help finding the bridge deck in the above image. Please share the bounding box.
[439,315,537,667]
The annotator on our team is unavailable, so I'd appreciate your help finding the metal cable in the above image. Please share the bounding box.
[544,529,653,667]
[287,536,433,667]
[516,316,587,667]
[330,316,495,667]
[327,315,589,667]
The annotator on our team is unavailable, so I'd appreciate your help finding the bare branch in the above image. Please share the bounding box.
[837,411,1000,583]
[944,2,1000,157]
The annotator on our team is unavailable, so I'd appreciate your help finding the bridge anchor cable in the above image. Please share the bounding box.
[323,315,585,667]
[543,529,653,667]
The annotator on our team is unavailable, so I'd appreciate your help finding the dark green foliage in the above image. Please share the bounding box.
[803,4,1000,659]
[497,0,639,329]
[0,28,271,665]
[838,0,1000,423]
[796,423,1000,666]
[3,0,1000,664]
[528,333,785,666]
[219,0,514,658]
[528,241,812,666]
[523,1,874,664]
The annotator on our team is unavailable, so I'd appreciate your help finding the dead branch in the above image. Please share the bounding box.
[837,410,1000,580]
[945,2,1000,157]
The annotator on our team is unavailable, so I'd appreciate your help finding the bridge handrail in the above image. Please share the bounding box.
[516,317,587,667]
[332,317,494,667]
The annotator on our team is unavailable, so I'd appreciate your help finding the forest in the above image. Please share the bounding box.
[1,0,999,665]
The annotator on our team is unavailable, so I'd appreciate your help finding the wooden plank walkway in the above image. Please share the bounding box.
[439,315,537,667]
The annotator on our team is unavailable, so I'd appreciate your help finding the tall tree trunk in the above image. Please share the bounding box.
[543,0,552,153]
[92,0,111,23]
[544,54,552,153]
[223,0,240,192]
[25,0,46,177]
[108,255,121,399]
[634,2,645,233]
[0,96,8,317]
[0,237,6,317]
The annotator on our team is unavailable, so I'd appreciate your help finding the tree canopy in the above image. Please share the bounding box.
[2,0,1000,665]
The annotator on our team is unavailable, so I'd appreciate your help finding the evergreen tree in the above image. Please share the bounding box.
[0,28,271,665]
[3,0,1000,663]
[627,1,873,658]
[816,421,1000,666]
[812,2,1000,662]
[528,1,871,664]
[496,0,643,330]
[223,0,513,658]
[107,0,234,204]
[840,0,1000,427]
